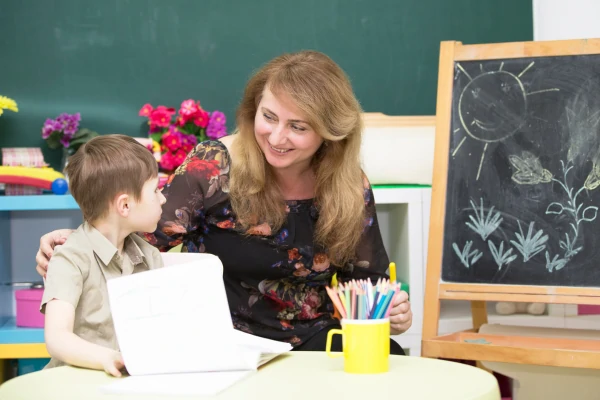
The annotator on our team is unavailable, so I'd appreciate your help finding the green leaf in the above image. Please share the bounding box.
[46,133,61,149]
[150,133,163,143]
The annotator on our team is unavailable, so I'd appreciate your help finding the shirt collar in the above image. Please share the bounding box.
[82,222,146,266]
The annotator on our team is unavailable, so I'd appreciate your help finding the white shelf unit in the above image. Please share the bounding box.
[372,186,431,356]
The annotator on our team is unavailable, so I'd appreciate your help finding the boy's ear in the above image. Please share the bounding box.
[115,193,131,217]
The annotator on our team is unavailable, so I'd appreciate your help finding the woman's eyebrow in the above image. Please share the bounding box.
[261,107,309,124]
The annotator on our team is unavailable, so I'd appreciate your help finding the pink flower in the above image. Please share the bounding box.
[159,151,176,171]
[150,109,172,128]
[161,131,182,152]
[182,143,195,154]
[173,149,187,166]
[179,99,200,119]
[193,108,210,128]
[155,105,176,115]
[139,103,154,117]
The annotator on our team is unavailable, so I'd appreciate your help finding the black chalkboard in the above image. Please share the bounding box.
[441,54,600,287]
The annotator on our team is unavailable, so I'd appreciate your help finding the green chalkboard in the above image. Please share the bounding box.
[0,0,532,168]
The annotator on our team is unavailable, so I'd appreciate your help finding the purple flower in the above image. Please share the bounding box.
[180,132,198,146]
[41,112,82,148]
[60,136,71,147]
[41,118,56,139]
[206,111,227,139]
[56,113,80,132]
[56,113,69,124]
[63,122,78,136]
[168,124,181,137]
[209,111,226,127]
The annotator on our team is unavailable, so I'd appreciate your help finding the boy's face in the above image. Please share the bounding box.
[128,177,166,233]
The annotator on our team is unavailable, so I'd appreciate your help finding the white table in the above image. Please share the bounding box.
[0,352,500,400]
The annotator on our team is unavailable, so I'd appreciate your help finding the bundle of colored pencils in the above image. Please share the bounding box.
[325,278,400,320]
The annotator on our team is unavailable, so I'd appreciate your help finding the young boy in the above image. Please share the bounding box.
[41,134,166,377]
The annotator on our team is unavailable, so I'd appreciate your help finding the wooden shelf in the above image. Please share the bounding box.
[0,195,78,211]
[423,330,600,369]
[439,301,567,334]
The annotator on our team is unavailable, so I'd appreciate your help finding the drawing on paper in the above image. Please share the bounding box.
[452,61,559,180]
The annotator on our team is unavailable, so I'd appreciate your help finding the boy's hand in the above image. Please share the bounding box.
[102,351,125,377]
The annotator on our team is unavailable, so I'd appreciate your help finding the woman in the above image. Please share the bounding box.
[36,51,412,353]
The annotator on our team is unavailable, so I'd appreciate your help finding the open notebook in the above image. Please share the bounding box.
[101,253,292,396]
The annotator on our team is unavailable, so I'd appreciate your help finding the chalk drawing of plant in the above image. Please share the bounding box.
[465,198,503,240]
[453,241,483,268]
[545,251,568,272]
[488,240,517,270]
[546,160,598,261]
[510,221,548,262]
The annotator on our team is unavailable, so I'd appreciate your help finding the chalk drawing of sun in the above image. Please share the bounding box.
[452,61,559,180]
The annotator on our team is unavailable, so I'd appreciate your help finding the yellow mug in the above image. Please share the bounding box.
[325,318,390,374]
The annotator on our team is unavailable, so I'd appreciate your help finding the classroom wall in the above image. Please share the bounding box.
[0,0,533,169]
[533,0,600,40]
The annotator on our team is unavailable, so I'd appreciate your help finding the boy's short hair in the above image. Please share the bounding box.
[65,134,158,222]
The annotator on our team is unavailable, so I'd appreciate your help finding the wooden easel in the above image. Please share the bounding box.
[422,39,600,369]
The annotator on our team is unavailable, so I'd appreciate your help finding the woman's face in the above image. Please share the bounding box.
[254,88,324,172]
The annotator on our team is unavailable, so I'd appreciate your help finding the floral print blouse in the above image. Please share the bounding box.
[144,140,390,347]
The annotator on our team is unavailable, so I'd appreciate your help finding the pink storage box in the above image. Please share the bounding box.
[15,288,45,328]
[578,305,600,315]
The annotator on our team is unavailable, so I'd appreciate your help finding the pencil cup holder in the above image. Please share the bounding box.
[325,318,390,374]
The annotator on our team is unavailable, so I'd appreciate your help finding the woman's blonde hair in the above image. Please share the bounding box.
[230,50,365,266]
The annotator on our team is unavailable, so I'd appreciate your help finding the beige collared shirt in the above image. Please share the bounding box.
[41,222,163,369]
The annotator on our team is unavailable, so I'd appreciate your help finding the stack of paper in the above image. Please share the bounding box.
[101,253,291,396]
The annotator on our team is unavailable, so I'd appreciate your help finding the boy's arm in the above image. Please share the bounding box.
[44,299,125,377]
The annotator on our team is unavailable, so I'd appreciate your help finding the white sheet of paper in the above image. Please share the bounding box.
[100,370,253,397]
[107,253,240,375]
[107,253,292,377]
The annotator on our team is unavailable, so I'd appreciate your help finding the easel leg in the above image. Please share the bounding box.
[471,301,491,371]
[471,300,488,329]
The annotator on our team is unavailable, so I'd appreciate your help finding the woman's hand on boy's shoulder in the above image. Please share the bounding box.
[35,229,75,277]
